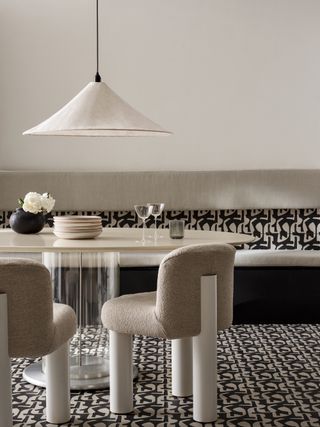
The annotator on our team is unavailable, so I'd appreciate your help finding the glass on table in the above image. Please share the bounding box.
[169,219,185,239]
[147,203,165,241]
[134,204,153,244]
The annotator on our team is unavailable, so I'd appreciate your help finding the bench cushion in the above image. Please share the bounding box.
[235,250,320,267]
[121,249,320,268]
[120,252,167,267]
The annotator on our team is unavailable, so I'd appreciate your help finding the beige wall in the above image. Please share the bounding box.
[1,0,320,171]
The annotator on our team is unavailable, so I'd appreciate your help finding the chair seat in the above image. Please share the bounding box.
[101,291,167,338]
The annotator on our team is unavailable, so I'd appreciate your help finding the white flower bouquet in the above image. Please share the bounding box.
[18,192,55,214]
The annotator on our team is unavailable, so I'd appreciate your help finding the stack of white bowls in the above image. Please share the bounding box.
[53,216,103,239]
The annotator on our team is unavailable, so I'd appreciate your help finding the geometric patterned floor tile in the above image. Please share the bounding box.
[11,324,320,426]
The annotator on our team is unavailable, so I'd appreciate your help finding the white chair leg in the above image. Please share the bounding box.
[192,274,217,423]
[109,330,133,414]
[45,341,70,424]
[172,337,193,397]
[0,294,13,427]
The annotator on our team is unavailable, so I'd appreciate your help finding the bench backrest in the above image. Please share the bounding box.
[1,170,319,250]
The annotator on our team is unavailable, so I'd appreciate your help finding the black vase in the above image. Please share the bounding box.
[9,208,46,234]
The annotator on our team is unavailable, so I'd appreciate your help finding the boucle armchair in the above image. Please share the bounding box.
[101,243,235,423]
[0,258,77,426]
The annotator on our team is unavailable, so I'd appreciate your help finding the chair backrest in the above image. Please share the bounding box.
[155,243,235,339]
[0,258,54,358]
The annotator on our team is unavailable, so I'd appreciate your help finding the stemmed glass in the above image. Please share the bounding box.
[134,205,152,244]
[148,203,165,241]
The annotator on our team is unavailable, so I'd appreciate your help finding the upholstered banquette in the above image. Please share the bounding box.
[1,169,320,323]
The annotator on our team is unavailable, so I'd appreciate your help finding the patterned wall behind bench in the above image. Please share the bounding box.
[1,209,320,250]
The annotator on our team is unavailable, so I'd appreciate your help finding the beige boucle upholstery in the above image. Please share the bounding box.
[2,169,320,210]
[0,258,77,358]
[102,244,235,339]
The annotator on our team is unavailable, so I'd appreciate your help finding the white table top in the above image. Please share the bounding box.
[0,228,254,253]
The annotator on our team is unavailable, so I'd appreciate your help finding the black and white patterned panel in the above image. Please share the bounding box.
[2,208,320,250]
[0,210,11,228]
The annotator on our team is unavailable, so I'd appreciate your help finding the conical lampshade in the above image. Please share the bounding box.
[23,82,171,137]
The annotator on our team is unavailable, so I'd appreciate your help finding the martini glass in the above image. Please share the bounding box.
[148,203,165,241]
[134,205,152,244]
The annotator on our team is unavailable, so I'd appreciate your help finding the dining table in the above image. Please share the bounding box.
[0,227,254,390]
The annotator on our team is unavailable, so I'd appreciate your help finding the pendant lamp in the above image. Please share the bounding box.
[23,0,170,137]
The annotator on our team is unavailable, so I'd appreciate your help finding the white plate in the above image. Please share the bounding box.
[54,226,103,232]
[54,229,103,234]
[53,222,102,228]
[53,230,103,240]
[54,216,102,221]
[54,220,102,225]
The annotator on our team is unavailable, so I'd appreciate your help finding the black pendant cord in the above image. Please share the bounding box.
[95,0,101,82]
